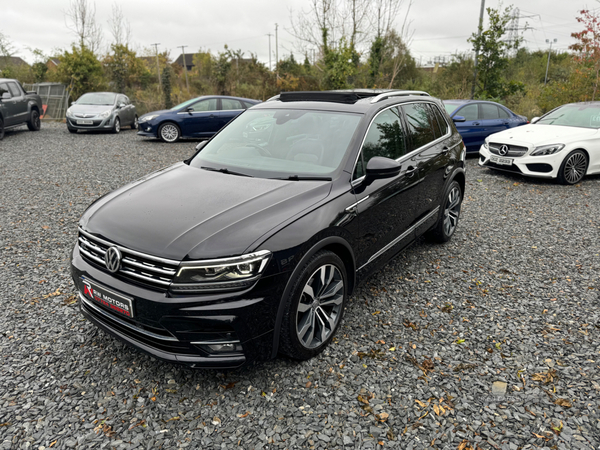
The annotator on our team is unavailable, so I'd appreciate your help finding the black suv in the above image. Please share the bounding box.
[0,78,43,140]
[71,90,466,369]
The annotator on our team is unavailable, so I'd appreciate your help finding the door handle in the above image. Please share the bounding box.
[405,166,417,177]
[442,146,450,154]
[473,122,480,126]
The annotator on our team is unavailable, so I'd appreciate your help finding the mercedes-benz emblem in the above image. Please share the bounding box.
[498,145,509,156]
[105,246,122,273]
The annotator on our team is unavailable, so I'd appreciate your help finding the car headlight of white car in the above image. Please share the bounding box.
[531,144,565,156]
[139,114,161,123]
[483,139,489,150]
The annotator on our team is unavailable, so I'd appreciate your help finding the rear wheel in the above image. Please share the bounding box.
[159,123,180,143]
[558,150,588,185]
[279,250,347,360]
[131,115,138,130]
[112,117,121,134]
[428,180,462,243]
[0,117,4,140]
[27,109,41,131]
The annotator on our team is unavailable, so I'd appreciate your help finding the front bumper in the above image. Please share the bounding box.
[67,115,116,131]
[71,245,285,369]
[478,145,560,179]
[137,121,158,137]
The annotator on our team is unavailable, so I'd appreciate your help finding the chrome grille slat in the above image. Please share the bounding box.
[489,143,528,157]
[77,228,179,289]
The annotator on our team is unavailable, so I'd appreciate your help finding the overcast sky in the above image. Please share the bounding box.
[0,0,590,68]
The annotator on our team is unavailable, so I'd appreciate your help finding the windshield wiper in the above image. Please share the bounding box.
[272,175,332,181]
[201,166,252,177]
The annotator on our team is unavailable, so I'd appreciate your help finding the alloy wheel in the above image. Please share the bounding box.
[160,124,179,142]
[563,152,587,184]
[296,264,344,349]
[443,186,461,237]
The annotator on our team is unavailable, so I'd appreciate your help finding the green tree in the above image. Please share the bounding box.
[469,6,523,98]
[570,9,600,100]
[56,45,105,100]
[104,44,148,93]
[162,65,173,108]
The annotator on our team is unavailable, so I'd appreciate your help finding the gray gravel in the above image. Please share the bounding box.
[1,122,599,450]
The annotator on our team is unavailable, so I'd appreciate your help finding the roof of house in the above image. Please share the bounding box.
[0,56,30,69]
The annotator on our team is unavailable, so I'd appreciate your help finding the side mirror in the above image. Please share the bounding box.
[1,92,11,100]
[531,117,540,124]
[365,156,401,181]
[117,103,126,109]
[186,107,194,115]
[452,115,466,123]
[194,140,208,152]
[71,101,77,105]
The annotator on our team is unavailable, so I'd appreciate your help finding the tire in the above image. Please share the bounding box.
[67,127,77,134]
[557,150,588,185]
[131,115,138,130]
[27,109,41,131]
[279,250,347,360]
[112,117,121,134]
[427,180,462,243]
[0,117,4,140]
[158,122,181,143]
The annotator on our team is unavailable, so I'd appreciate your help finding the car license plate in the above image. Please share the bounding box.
[77,120,93,125]
[490,155,513,166]
[81,277,134,318]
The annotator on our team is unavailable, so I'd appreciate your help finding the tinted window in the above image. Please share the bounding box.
[190,99,218,112]
[221,99,243,110]
[242,101,255,109]
[433,105,449,136]
[444,102,462,115]
[117,95,127,105]
[403,103,436,151]
[0,83,10,98]
[481,103,500,120]
[363,107,407,162]
[7,82,22,97]
[457,104,478,121]
[497,106,510,119]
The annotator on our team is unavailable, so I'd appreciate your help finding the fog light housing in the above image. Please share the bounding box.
[193,340,243,354]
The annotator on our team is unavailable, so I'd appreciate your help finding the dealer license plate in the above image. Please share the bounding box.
[490,155,513,166]
[81,278,134,318]
[77,120,93,125]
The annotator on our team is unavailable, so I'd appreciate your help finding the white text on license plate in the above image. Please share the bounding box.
[491,155,512,165]
[77,120,93,125]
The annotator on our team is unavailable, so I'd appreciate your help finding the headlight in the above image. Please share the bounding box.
[171,250,271,293]
[483,139,489,150]
[66,108,74,118]
[531,144,564,156]
[100,110,112,118]
[139,114,160,123]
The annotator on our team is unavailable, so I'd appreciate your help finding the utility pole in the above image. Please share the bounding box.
[471,0,485,99]
[179,45,189,92]
[266,33,272,71]
[152,43,161,88]
[275,23,279,77]
[544,39,557,86]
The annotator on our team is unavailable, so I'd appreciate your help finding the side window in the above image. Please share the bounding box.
[403,103,436,151]
[7,82,22,97]
[117,95,127,105]
[353,153,365,179]
[190,98,218,112]
[0,83,10,98]
[221,99,243,110]
[497,106,510,119]
[432,105,449,136]
[456,104,478,121]
[242,101,254,109]
[481,103,500,120]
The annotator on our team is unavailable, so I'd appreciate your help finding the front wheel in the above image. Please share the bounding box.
[0,117,4,140]
[27,109,41,131]
[158,123,180,143]
[112,117,121,134]
[279,250,347,360]
[427,180,462,243]
[558,150,588,185]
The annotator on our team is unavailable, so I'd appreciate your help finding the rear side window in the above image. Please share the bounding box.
[481,103,500,120]
[432,104,449,136]
[498,106,510,119]
[221,99,243,110]
[403,103,436,151]
[190,98,218,112]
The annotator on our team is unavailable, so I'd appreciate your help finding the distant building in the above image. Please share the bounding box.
[46,58,60,71]
[174,53,196,71]
[0,56,29,70]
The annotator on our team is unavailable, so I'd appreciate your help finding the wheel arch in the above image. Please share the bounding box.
[270,235,356,358]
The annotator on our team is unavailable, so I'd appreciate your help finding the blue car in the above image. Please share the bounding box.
[443,100,528,152]
[137,95,260,143]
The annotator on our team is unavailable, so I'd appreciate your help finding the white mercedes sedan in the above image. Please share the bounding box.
[479,102,600,184]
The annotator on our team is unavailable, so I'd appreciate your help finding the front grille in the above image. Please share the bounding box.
[78,228,179,290]
[489,143,528,157]
[485,161,523,173]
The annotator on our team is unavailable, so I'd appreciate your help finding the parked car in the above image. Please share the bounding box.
[66,92,137,134]
[71,89,466,369]
[0,78,42,140]
[137,95,260,143]
[443,100,528,152]
[479,102,600,184]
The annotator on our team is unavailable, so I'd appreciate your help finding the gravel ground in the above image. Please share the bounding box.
[1,122,599,450]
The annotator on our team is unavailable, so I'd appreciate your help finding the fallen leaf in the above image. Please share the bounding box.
[237,412,250,418]
[415,399,427,408]
[554,398,572,408]
[212,417,221,425]
[376,412,389,422]
[376,339,386,344]
[305,381,312,388]
[433,404,440,415]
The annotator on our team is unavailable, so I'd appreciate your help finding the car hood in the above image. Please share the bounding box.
[70,104,115,114]
[488,124,599,146]
[80,163,332,261]
[141,109,171,118]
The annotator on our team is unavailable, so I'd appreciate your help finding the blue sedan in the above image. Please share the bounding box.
[137,95,260,143]
[443,100,528,152]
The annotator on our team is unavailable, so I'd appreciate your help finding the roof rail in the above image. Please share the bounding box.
[370,90,430,103]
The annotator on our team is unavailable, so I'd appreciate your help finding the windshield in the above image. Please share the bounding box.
[190,109,363,178]
[171,98,199,111]
[77,93,116,105]
[537,103,600,128]
[443,102,462,115]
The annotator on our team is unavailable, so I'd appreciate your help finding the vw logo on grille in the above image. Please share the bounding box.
[498,145,509,156]
[105,246,122,273]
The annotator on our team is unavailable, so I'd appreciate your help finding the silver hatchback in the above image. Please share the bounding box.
[66,92,138,134]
